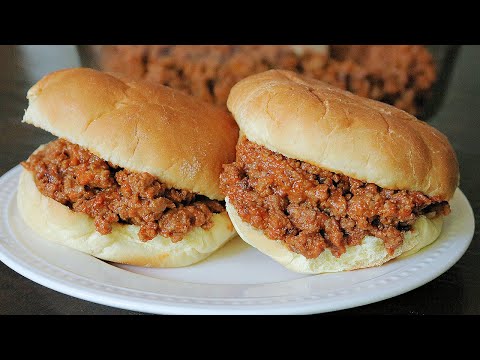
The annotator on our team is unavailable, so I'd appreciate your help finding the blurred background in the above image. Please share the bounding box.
[78,45,458,119]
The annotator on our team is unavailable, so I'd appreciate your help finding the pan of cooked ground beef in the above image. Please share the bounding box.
[85,45,439,117]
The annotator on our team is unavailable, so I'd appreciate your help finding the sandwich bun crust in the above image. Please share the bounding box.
[23,67,239,200]
[18,168,236,267]
[226,198,443,274]
[227,69,459,200]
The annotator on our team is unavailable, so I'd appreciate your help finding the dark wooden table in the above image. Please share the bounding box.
[0,45,478,315]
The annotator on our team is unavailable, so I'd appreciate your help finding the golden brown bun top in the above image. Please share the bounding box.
[24,68,239,200]
[227,70,459,200]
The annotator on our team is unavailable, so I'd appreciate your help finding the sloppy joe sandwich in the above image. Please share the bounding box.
[18,68,239,267]
[220,70,459,274]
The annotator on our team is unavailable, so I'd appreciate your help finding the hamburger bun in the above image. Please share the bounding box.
[19,68,239,267]
[226,198,443,273]
[18,167,235,267]
[227,69,458,200]
[224,70,459,273]
[24,67,239,200]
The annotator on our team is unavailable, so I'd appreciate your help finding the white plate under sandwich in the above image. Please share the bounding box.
[0,166,474,315]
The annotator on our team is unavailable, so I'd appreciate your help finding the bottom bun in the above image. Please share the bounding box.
[226,198,443,274]
[17,169,236,267]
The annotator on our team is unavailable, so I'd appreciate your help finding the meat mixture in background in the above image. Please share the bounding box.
[101,45,436,117]
[22,139,224,242]
[220,138,450,259]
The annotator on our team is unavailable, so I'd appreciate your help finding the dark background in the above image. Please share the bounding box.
[0,45,478,314]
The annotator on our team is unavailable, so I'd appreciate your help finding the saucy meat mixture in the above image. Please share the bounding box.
[220,138,450,259]
[22,139,225,242]
[101,45,436,117]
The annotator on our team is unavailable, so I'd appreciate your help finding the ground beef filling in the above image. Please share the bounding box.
[220,138,450,259]
[22,139,225,242]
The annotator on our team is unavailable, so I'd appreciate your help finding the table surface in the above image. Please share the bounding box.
[0,45,478,315]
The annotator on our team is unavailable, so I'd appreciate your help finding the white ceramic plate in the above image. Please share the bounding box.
[0,166,474,314]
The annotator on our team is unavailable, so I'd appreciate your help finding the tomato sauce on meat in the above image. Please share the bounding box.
[22,139,225,242]
[220,137,449,259]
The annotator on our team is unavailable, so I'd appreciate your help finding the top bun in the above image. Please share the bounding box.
[227,70,459,200]
[24,68,239,200]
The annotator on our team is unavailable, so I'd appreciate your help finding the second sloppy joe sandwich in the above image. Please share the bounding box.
[18,68,239,267]
[220,70,459,274]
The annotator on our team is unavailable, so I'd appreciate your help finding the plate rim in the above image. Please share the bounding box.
[0,165,475,315]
